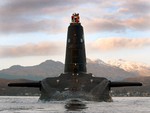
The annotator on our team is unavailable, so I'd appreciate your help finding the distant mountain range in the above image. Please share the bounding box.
[0,60,64,80]
[108,59,150,77]
[0,59,149,81]
[0,59,150,96]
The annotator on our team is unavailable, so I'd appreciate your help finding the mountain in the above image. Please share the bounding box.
[0,59,142,81]
[87,59,138,80]
[0,60,64,80]
[0,59,150,96]
[107,59,150,76]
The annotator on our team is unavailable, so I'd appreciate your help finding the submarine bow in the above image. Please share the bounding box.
[8,13,142,102]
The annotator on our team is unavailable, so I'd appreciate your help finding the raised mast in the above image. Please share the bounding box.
[64,13,87,73]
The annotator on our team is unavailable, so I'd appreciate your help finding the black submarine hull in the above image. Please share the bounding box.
[8,13,142,102]
[39,73,111,102]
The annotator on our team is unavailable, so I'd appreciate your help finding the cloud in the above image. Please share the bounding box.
[0,41,65,57]
[118,0,150,16]
[0,0,90,16]
[124,17,150,31]
[0,0,81,34]
[0,0,149,34]
[85,15,150,32]
[84,0,150,32]
[90,38,150,51]
[0,19,64,34]
[85,18,126,32]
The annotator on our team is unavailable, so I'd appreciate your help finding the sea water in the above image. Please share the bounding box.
[0,96,150,113]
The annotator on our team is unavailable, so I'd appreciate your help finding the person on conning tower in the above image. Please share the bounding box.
[71,13,80,23]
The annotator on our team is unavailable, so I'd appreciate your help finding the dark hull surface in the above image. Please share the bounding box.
[40,73,112,102]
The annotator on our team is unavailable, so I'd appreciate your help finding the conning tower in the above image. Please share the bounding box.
[64,13,87,73]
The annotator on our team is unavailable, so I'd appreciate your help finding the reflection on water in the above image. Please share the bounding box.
[0,96,150,113]
[65,99,87,111]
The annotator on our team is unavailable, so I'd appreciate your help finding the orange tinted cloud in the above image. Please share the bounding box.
[0,42,64,57]
[0,0,149,34]
[85,16,150,32]
[90,38,150,51]
[124,17,150,30]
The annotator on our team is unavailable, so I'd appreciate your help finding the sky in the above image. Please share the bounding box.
[0,0,150,69]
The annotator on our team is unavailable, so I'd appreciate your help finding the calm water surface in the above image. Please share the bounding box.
[0,96,150,113]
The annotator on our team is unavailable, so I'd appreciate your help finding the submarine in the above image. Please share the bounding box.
[8,13,142,102]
